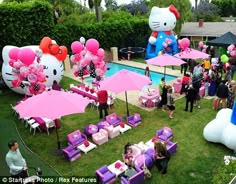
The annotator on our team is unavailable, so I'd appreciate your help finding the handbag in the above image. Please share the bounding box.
[143,155,152,178]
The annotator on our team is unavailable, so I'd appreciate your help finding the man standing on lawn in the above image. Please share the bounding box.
[6,140,28,182]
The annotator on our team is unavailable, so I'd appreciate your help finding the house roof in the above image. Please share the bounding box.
[181,22,236,37]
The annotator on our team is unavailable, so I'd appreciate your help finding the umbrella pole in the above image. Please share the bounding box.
[125,91,129,117]
[56,127,61,150]
[164,66,166,79]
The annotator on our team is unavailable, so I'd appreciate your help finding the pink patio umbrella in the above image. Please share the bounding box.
[145,54,186,78]
[14,90,90,149]
[99,69,152,116]
[174,48,210,60]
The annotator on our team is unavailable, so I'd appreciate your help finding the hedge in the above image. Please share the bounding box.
[0,0,54,58]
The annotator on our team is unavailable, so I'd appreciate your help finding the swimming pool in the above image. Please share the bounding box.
[85,63,176,86]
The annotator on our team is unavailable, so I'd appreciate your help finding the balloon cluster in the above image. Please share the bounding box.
[8,47,46,95]
[70,38,107,82]
[227,44,236,58]
[178,38,190,51]
[198,41,208,53]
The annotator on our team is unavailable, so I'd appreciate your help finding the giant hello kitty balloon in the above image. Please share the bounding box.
[2,37,67,95]
[145,4,180,59]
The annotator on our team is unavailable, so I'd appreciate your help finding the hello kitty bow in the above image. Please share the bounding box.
[39,37,68,61]
[169,4,180,19]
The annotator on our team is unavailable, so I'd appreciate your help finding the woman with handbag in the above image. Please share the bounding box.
[154,141,171,175]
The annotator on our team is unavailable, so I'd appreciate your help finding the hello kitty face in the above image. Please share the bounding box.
[149,5,179,32]
[2,45,64,94]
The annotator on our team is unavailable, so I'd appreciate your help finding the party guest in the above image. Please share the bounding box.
[144,66,152,81]
[6,140,28,181]
[184,85,197,112]
[97,90,108,119]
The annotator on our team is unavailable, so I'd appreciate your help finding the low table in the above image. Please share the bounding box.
[119,124,131,134]
[77,141,97,154]
[108,160,128,177]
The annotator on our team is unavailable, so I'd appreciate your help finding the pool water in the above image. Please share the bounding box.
[85,63,176,86]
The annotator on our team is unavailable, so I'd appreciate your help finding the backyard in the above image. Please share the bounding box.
[0,74,233,184]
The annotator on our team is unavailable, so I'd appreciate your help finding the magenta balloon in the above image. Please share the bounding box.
[18,48,36,66]
[85,39,99,54]
[71,41,83,54]
[9,48,20,60]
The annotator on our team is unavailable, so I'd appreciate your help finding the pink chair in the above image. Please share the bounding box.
[67,130,87,147]
[173,78,182,93]
[156,127,173,142]
[62,145,81,162]
[104,125,120,139]
[126,113,141,127]
[105,113,122,126]
[92,129,108,145]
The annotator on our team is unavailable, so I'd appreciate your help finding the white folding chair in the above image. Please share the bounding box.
[46,121,56,135]
[30,123,41,135]
[26,119,36,128]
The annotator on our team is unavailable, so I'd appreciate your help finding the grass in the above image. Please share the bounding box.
[0,75,234,184]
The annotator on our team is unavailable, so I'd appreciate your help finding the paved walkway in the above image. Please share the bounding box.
[64,60,184,111]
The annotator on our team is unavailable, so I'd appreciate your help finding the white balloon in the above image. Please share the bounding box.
[80,37,86,44]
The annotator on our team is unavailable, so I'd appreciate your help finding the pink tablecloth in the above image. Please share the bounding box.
[140,93,160,107]
[70,87,97,101]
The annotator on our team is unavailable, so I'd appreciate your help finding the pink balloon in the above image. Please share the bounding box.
[9,48,20,60]
[18,48,36,66]
[71,41,83,54]
[181,38,190,50]
[198,41,204,48]
[85,39,99,54]
[97,48,105,58]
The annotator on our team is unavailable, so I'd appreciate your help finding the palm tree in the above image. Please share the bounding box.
[195,0,198,10]
[88,0,102,22]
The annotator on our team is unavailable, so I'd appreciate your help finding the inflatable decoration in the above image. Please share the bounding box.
[70,38,107,82]
[2,37,68,95]
[145,4,180,59]
[203,101,236,152]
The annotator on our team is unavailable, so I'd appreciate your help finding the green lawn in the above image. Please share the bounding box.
[0,76,233,184]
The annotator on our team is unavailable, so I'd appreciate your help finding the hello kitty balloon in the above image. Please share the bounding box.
[145,4,180,59]
[2,37,67,95]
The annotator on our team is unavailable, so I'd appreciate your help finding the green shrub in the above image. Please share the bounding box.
[0,0,53,54]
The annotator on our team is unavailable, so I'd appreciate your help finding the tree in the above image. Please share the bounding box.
[147,0,192,35]
[194,1,222,22]
[88,0,102,22]
[211,0,236,17]
[105,0,118,11]
[124,0,148,16]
